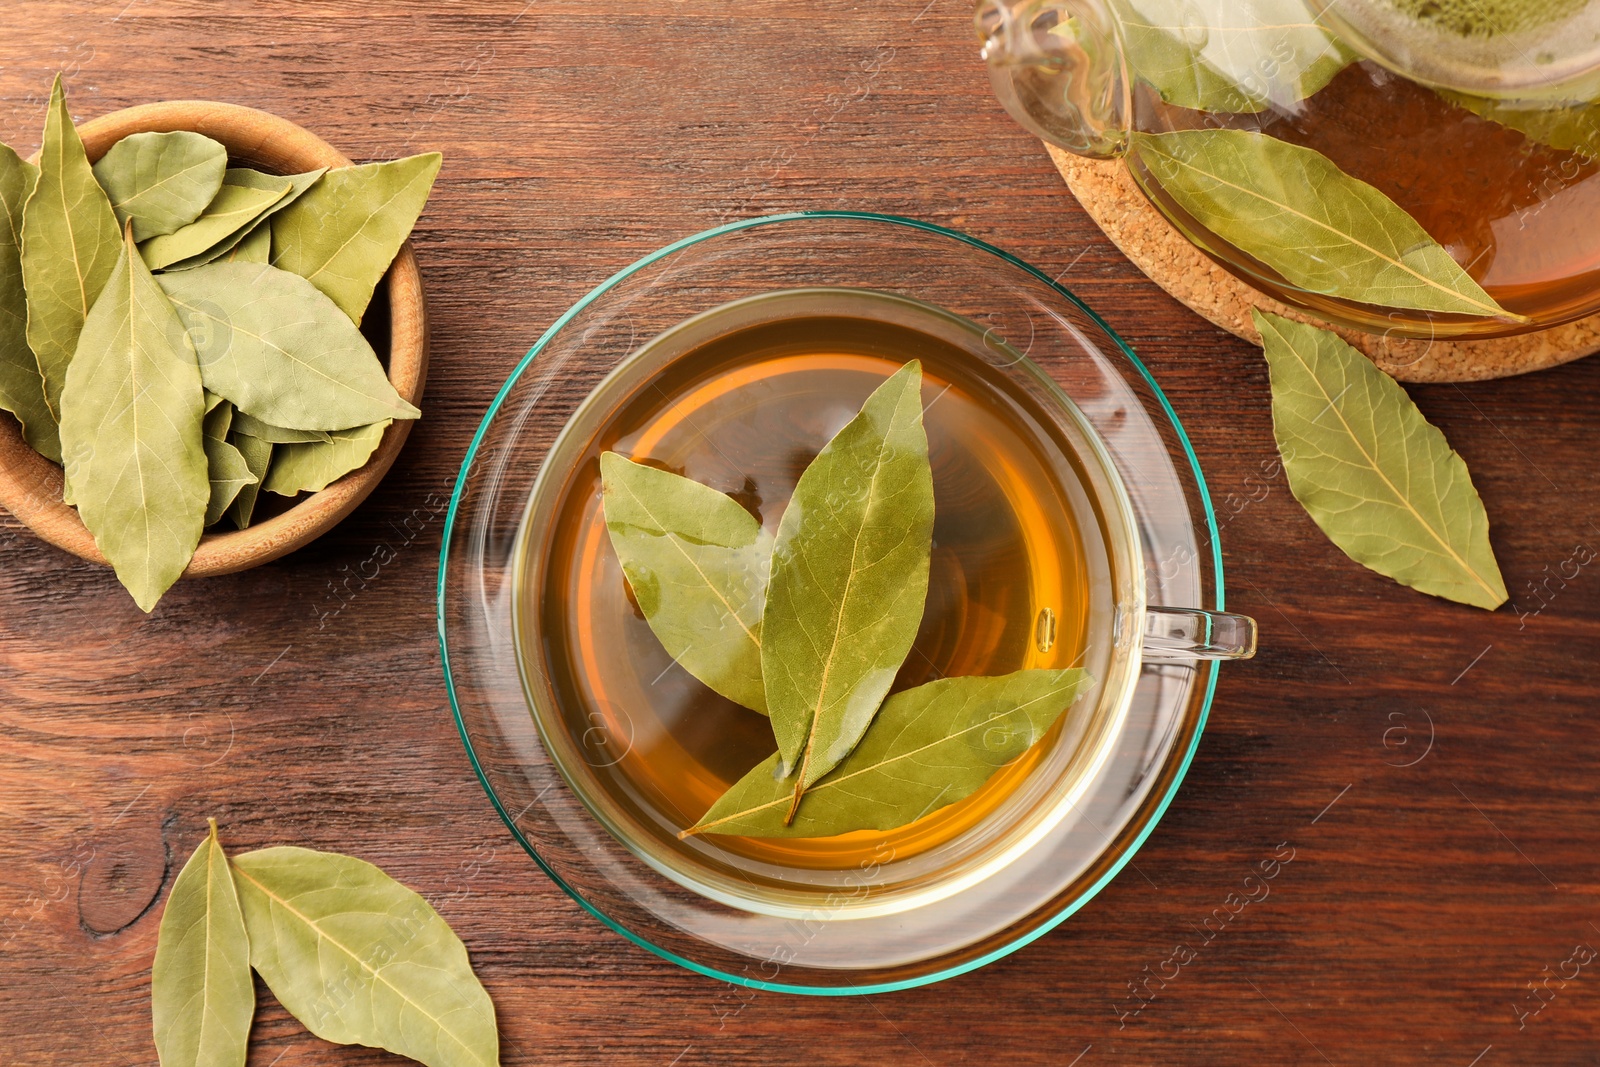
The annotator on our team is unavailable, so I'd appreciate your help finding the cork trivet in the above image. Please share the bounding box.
[1048,144,1600,382]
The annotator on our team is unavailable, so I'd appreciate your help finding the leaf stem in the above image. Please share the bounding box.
[783,776,805,826]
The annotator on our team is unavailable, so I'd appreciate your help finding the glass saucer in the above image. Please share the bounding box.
[438,212,1224,994]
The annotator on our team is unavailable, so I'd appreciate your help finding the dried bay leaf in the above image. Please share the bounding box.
[230,846,499,1067]
[0,143,52,455]
[204,396,233,439]
[21,75,123,451]
[223,222,271,265]
[600,452,771,714]
[221,167,320,203]
[157,261,419,430]
[270,152,441,324]
[151,819,253,1067]
[1254,309,1507,609]
[1131,129,1523,320]
[230,408,332,444]
[60,228,207,611]
[92,130,227,242]
[687,669,1093,838]
[226,431,271,530]
[1112,0,1352,114]
[262,420,389,496]
[139,176,290,271]
[202,401,257,527]
[762,360,933,812]
[158,169,324,272]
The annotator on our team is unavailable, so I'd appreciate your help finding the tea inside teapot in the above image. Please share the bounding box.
[979,0,1600,339]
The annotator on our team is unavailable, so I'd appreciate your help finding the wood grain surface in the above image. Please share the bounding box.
[2,3,1597,1065]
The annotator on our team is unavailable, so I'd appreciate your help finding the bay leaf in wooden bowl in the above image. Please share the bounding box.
[0,100,429,578]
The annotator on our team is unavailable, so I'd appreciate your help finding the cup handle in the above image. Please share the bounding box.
[1142,606,1257,661]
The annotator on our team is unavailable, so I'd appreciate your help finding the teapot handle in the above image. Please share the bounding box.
[975,0,1131,159]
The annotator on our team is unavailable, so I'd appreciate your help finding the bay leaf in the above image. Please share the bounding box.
[687,669,1093,838]
[225,431,272,530]
[139,176,290,271]
[158,169,324,272]
[91,130,227,242]
[1437,88,1600,160]
[262,420,389,496]
[223,222,271,264]
[20,75,123,452]
[230,846,499,1067]
[600,452,771,714]
[59,227,207,612]
[762,360,934,814]
[202,400,257,527]
[230,408,332,444]
[151,819,253,1067]
[0,142,52,456]
[204,396,233,439]
[270,152,442,324]
[1112,0,1352,114]
[1254,309,1507,609]
[1131,129,1523,320]
[157,261,419,430]
[223,167,315,199]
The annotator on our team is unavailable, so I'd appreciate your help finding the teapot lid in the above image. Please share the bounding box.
[1313,0,1600,99]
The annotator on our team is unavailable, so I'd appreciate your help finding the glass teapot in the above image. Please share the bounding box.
[977,0,1600,339]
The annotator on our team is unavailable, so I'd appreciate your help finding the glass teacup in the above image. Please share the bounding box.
[440,213,1254,992]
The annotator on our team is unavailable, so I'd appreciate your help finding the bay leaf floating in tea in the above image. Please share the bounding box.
[151,820,254,1067]
[270,152,442,324]
[1110,0,1352,115]
[600,452,771,714]
[139,175,291,271]
[687,669,1093,838]
[158,261,418,431]
[202,400,258,528]
[20,75,123,456]
[0,143,51,457]
[262,419,390,496]
[1131,129,1525,320]
[91,130,227,242]
[1254,309,1508,610]
[158,168,325,272]
[761,360,934,813]
[230,846,499,1067]
[60,227,208,612]
[1436,89,1600,162]
[229,408,332,444]
[225,430,272,530]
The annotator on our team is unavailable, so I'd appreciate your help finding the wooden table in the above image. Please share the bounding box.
[3,3,1598,1064]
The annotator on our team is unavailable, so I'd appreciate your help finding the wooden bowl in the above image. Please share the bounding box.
[0,101,429,576]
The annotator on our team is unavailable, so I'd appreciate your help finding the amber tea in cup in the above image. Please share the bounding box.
[512,288,1232,915]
